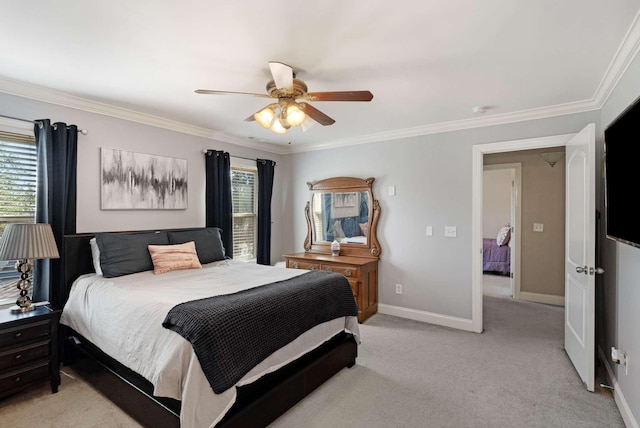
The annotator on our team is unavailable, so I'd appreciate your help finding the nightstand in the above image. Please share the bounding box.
[0,305,61,398]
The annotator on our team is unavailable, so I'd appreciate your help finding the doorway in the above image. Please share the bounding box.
[482,163,521,300]
[470,133,574,333]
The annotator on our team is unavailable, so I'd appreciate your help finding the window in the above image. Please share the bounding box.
[231,164,257,261]
[0,131,37,304]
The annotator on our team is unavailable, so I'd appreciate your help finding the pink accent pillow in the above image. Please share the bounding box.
[148,241,202,275]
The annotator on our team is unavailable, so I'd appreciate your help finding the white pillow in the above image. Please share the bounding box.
[89,237,103,276]
[496,224,511,247]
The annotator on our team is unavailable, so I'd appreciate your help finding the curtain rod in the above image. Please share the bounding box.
[0,113,88,134]
[202,149,276,165]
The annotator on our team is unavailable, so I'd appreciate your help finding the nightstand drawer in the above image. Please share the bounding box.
[0,340,50,371]
[322,264,359,279]
[0,320,51,348]
[0,361,49,393]
[288,260,320,270]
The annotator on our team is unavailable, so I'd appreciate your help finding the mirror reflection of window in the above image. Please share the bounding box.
[312,191,370,245]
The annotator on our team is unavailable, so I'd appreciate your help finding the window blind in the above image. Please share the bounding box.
[231,167,257,261]
[0,132,36,301]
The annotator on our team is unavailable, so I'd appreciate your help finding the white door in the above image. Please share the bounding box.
[564,123,597,391]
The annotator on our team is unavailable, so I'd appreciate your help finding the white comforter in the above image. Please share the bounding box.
[60,260,360,428]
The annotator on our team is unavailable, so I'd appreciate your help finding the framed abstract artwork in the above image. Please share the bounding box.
[101,148,188,210]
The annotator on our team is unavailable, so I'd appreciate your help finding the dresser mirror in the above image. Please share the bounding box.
[304,177,381,258]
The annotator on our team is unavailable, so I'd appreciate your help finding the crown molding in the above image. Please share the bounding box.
[0,76,289,155]
[593,10,640,108]
[287,99,599,153]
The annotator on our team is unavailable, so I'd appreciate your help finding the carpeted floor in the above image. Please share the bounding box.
[0,296,624,428]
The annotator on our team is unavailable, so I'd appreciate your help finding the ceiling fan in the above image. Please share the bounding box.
[195,61,373,134]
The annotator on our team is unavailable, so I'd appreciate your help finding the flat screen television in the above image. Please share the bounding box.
[604,94,640,248]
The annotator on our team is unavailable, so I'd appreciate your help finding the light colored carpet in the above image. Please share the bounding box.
[483,273,512,298]
[0,297,623,428]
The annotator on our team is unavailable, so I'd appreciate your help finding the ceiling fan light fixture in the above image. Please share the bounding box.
[270,119,288,134]
[254,106,275,128]
[286,103,306,126]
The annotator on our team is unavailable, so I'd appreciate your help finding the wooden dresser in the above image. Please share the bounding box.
[287,176,382,323]
[283,253,378,323]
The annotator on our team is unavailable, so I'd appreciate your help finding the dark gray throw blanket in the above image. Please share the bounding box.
[162,270,358,394]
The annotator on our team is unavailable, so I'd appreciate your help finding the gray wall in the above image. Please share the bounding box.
[285,111,599,320]
[599,50,640,422]
[0,92,289,264]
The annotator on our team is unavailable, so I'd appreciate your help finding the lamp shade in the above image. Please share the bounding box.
[0,223,60,260]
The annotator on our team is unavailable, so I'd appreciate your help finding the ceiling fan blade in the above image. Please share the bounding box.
[195,89,272,98]
[305,91,373,102]
[244,114,256,122]
[299,102,335,126]
[268,61,294,90]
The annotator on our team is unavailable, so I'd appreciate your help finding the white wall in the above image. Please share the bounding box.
[483,168,511,239]
[600,50,640,425]
[0,92,289,264]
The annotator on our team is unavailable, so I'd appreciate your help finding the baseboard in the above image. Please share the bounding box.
[598,346,639,428]
[377,304,476,332]
[518,291,565,307]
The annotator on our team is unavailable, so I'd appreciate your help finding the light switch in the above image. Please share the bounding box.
[426,226,433,236]
[388,185,396,196]
[445,226,457,237]
[533,223,544,232]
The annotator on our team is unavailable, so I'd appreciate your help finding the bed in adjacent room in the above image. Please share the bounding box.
[482,224,512,276]
[58,227,360,428]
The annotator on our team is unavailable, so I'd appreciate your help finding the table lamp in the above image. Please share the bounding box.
[0,223,59,313]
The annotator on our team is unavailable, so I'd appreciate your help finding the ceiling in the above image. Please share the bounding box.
[0,1,639,153]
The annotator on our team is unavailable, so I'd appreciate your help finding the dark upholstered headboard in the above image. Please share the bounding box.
[62,228,207,308]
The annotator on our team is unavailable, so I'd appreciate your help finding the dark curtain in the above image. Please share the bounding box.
[34,120,77,309]
[205,150,233,257]
[256,159,275,265]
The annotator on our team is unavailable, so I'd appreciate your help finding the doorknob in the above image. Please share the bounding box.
[575,266,605,275]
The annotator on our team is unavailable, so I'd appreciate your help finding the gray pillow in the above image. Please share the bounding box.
[168,228,225,264]
[95,231,170,278]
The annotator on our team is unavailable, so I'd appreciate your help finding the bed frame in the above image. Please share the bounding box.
[59,229,358,428]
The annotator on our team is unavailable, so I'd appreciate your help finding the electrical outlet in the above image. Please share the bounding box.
[426,226,433,236]
[445,226,457,237]
[395,283,403,294]
[388,185,396,196]
[533,223,544,232]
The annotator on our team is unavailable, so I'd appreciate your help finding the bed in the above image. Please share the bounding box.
[482,238,511,275]
[58,228,360,428]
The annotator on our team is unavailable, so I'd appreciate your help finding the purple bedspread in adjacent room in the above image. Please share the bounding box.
[483,238,511,275]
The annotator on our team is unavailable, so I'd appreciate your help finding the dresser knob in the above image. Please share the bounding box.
[309,265,316,270]
[14,332,22,338]
[14,376,21,382]
[345,270,352,276]
[325,267,332,272]
[14,354,22,360]
[292,262,299,269]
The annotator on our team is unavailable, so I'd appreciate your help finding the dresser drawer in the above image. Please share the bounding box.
[0,361,49,393]
[288,260,320,270]
[0,340,50,371]
[0,320,51,348]
[322,264,360,279]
